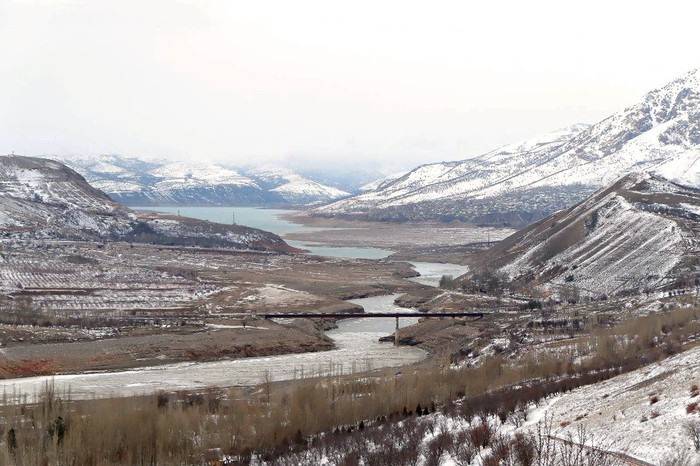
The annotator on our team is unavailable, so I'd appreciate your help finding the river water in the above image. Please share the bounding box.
[0,210,469,400]
[134,206,394,259]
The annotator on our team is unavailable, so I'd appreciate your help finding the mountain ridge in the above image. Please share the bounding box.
[314,69,700,226]
[0,155,296,252]
[465,172,700,298]
[47,155,352,207]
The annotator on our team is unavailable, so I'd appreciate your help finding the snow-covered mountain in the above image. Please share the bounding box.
[359,171,407,192]
[51,156,350,207]
[467,173,700,298]
[316,69,700,226]
[243,165,349,204]
[0,155,296,252]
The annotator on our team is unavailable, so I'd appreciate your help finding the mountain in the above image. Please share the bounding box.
[0,155,296,252]
[51,155,350,207]
[243,165,349,204]
[315,69,700,226]
[290,164,394,193]
[359,171,407,192]
[466,173,700,298]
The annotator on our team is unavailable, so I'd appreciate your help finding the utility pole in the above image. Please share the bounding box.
[395,316,400,346]
[232,211,236,225]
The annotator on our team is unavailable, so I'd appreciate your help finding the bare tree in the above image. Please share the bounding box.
[261,369,273,403]
[685,418,700,451]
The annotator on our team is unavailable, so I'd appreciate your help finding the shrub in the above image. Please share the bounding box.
[448,431,477,466]
[684,419,700,451]
[649,395,660,405]
[424,432,451,466]
[511,432,535,466]
[526,300,543,310]
[469,420,493,449]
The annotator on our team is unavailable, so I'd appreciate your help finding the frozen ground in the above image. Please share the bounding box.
[408,262,471,287]
[538,345,700,464]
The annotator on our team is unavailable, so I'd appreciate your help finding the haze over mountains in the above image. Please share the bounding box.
[49,155,361,207]
[316,69,700,226]
[13,68,700,232]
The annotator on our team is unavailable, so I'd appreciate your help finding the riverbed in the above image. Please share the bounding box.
[0,211,470,400]
[0,293,427,400]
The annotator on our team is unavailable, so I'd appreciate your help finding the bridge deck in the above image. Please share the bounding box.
[262,312,484,319]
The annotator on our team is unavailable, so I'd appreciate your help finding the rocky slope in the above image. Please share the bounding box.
[50,155,350,207]
[0,155,295,252]
[316,69,700,226]
[467,173,700,298]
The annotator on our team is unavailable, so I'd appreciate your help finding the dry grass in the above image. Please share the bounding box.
[0,305,697,464]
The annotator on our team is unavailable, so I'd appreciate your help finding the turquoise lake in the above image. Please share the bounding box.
[133,206,394,259]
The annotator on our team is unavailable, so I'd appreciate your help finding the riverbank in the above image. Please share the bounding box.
[0,207,495,396]
[280,211,514,264]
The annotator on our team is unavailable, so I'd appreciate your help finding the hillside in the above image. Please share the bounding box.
[467,173,700,298]
[540,344,700,465]
[51,155,351,207]
[315,69,700,226]
[0,155,295,252]
[243,165,349,204]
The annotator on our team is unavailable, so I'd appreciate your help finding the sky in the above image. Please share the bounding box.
[1,0,699,174]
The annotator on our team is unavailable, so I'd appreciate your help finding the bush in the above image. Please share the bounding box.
[684,419,700,451]
[448,431,477,466]
[469,420,494,449]
[526,299,543,310]
[439,275,456,289]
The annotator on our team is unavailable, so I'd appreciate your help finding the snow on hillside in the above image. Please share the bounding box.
[471,172,700,297]
[316,69,700,223]
[53,156,348,206]
[501,188,684,297]
[150,162,259,188]
[0,156,296,251]
[247,165,349,202]
[541,345,700,465]
[315,123,591,215]
[359,171,407,192]
[270,176,348,201]
[0,155,133,235]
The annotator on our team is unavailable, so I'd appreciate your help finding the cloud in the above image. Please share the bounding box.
[1,0,698,169]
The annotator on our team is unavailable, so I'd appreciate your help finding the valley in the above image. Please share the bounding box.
[2,70,700,465]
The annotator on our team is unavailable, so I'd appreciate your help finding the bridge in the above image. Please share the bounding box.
[260,311,484,319]
[261,311,485,346]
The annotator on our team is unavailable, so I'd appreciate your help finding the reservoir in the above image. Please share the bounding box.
[134,206,394,259]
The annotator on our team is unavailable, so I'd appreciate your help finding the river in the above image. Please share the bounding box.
[0,210,470,400]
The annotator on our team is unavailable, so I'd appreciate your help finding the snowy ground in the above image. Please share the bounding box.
[539,345,700,465]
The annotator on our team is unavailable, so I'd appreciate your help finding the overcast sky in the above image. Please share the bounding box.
[1,0,699,173]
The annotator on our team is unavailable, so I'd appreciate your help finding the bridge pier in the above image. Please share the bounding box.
[395,316,399,346]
